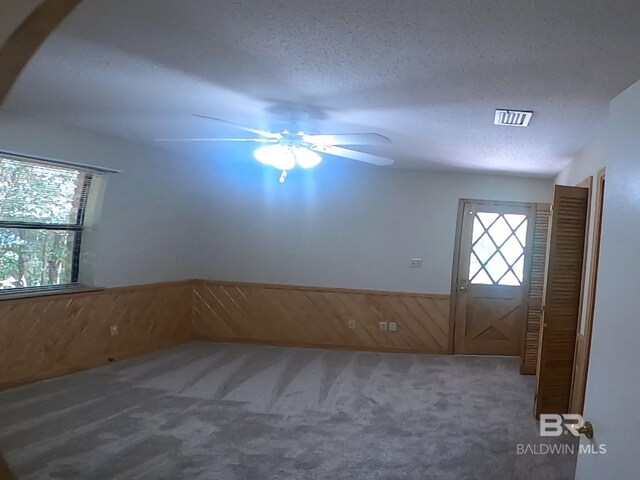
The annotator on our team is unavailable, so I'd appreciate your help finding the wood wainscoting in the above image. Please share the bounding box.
[0,281,193,389]
[0,279,450,389]
[192,280,450,354]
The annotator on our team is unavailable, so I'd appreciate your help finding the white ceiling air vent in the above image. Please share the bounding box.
[494,109,533,127]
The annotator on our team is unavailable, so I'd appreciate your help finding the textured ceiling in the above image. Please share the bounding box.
[4,0,640,176]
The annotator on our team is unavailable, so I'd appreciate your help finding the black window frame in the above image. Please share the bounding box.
[0,151,111,296]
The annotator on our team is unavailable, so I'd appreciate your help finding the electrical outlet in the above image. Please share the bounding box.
[379,322,388,331]
[110,325,118,336]
[410,258,423,268]
[388,322,398,332]
[347,320,356,329]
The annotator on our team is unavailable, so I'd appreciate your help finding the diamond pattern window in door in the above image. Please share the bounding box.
[469,212,528,286]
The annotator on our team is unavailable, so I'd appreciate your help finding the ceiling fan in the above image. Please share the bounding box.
[156,115,394,182]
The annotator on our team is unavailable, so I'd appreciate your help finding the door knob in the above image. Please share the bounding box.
[576,422,594,439]
[459,285,467,292]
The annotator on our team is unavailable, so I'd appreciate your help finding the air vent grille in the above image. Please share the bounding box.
[494,109,533,127]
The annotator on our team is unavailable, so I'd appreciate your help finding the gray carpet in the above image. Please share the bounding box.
[0,341,576,479]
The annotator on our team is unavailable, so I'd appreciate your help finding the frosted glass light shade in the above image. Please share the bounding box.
[253,145,296,170]
[294,147,322,168]
[254,145,322,170]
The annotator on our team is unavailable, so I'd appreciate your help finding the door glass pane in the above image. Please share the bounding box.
[487,216,512,246]
[513,255,525,282]
[516,221,528,245]
[476,212,499,227]
[471,269,493,285]
[501,236,523,264]
[469,211,528,286]
[473,233,496,264]
[469,252,482,279]
[504,214,526,230]
[485,254,509,282]
[500,271,520,286]
[472,217,485,243]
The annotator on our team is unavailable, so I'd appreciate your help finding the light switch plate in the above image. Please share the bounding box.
[410,258,423,268]
[388,322,397,332]
[379,322,388,331]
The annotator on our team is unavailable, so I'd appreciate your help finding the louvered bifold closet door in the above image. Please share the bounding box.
[520,204,551,375]
[534,186,589,418]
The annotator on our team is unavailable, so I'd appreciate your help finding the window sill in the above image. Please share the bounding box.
[0,285,104,301]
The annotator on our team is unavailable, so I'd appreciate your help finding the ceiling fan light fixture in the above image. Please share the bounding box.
[295,148,322,169]
[253,144,296,170]
[166,115,394,169]
[254,145,321,171]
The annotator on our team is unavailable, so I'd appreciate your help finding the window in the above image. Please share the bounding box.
[468,212,528,286]
[0,153,100,293]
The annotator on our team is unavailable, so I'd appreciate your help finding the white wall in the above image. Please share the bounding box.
[0,114,552,293]
[189,151,552,294]
[554,135,607,334]
[0,113,203,287]
[555,136,606,186]
[575,79,640,478]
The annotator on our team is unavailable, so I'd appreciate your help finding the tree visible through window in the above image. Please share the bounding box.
[0,154,96,292]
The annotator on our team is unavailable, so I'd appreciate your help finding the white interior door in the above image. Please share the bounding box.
[574,80,640,478]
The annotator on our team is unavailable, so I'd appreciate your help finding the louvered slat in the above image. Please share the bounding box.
[520,203,550,374]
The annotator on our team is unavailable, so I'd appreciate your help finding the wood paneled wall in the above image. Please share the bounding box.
[0,281,193,389]
[0,279,451,389]
[192,280,450,354]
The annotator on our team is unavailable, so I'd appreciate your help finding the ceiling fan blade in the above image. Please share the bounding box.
[155,138,277,143]
[314,145,394,166]
[303,133,391,146]
[193,115,281,139]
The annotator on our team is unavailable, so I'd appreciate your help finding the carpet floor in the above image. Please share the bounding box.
[0,341,577,479]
